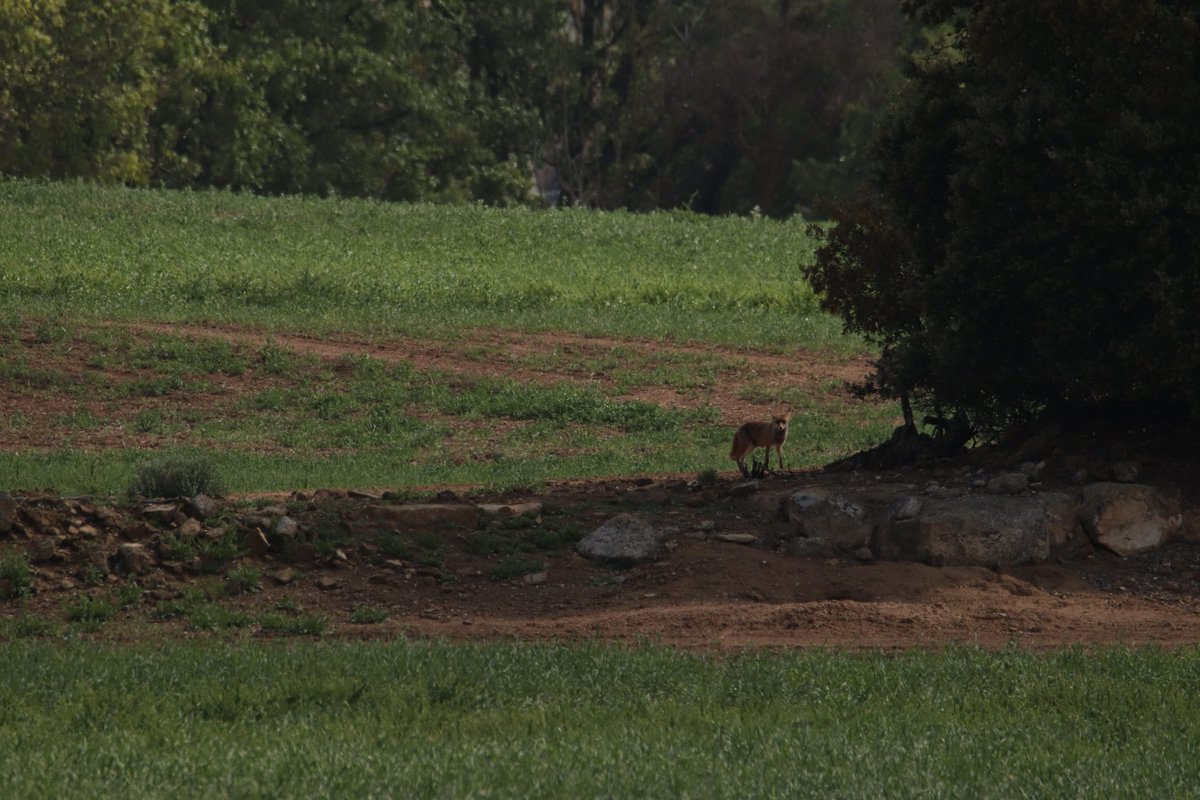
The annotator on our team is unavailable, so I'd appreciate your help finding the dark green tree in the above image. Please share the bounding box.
[807,0,1200,434]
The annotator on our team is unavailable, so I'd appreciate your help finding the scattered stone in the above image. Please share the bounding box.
[986,473,1029,495]
[576,514,665,565]
[117,543,154,576]
[315,576,340,591]
[927,485,964,499]
[176,517,203,538]
[1079,483,1181,556]
[347,489,382,500]
[522,571,549,585]
[854,546,874,563]
[695,520,717,532]
[716,533,758,545]
[58,577,78,591]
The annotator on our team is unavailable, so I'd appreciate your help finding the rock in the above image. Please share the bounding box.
[0,491,14,533]
[117,543,154,576]
[273,516,299,539]
[522,571,548,585]
[141,502,179,522]
[243,528,271,555]
[716,533,758,545]
[271,568,297,585]
[315,576,340,591]
[1017,461,1045,480]
[575,514,664,565]
[366,503,480,530]
[788,537,837,558]
[986,473,1029,495]
[1079,483,1182,556]
[186,494,221,520]
[730,481,760,498]
[854,546,874,563]
[25,538,61,564]
[1111,461,1141,483]
[694,520,717,532]
[478,502,543,518]
[875,493,1074,566]
[786,490,871,549]
[122,521,158,541]
[176,517,203,538]
[893,495,923,520]
[926,485,964,499]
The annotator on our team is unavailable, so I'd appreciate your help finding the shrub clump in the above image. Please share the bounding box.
[128,454,225,499]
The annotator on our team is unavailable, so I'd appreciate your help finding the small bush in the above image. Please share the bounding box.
[128,454,225,499]
[0,553,34,601]
[66,595,117,625]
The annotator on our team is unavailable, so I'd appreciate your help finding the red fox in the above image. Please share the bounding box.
[730,411,791,477]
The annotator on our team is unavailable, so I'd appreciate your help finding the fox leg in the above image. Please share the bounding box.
[775,444,785,471]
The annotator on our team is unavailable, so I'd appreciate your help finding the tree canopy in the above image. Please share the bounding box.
[0,0,913,215]
[807,0,1200,433]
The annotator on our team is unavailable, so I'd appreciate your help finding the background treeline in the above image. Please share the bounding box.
[0,0,917,216]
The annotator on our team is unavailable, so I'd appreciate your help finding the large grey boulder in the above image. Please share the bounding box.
[787,490,872,549]
[875,492,1078,567]
[1078,483,1182,556]
[576,514,664,565]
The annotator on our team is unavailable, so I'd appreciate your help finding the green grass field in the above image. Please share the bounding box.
[0,640,1196,798]
[0,179,844,349]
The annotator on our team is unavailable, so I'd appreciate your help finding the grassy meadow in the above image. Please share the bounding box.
[0,179,894,495]
[1,640,1198,798]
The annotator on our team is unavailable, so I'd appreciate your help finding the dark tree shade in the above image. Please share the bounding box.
[807,0,1200,433]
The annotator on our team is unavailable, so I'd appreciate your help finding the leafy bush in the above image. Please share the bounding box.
[129,454,225,499]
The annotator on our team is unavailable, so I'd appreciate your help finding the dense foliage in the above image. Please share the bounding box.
[807,0,1200,433]
[0,0,913,215]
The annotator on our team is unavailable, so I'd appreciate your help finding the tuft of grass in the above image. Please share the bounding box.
[65,595,117,626]
[486,556,545,582]
[349,606,389,624]
[225,565,262,595]
[258,611,330,636]
[129,453,225,499]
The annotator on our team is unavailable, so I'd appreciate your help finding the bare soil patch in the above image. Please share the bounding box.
[4,321,1200,650]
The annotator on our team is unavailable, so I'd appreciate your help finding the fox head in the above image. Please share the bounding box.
[773,411,791,432]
